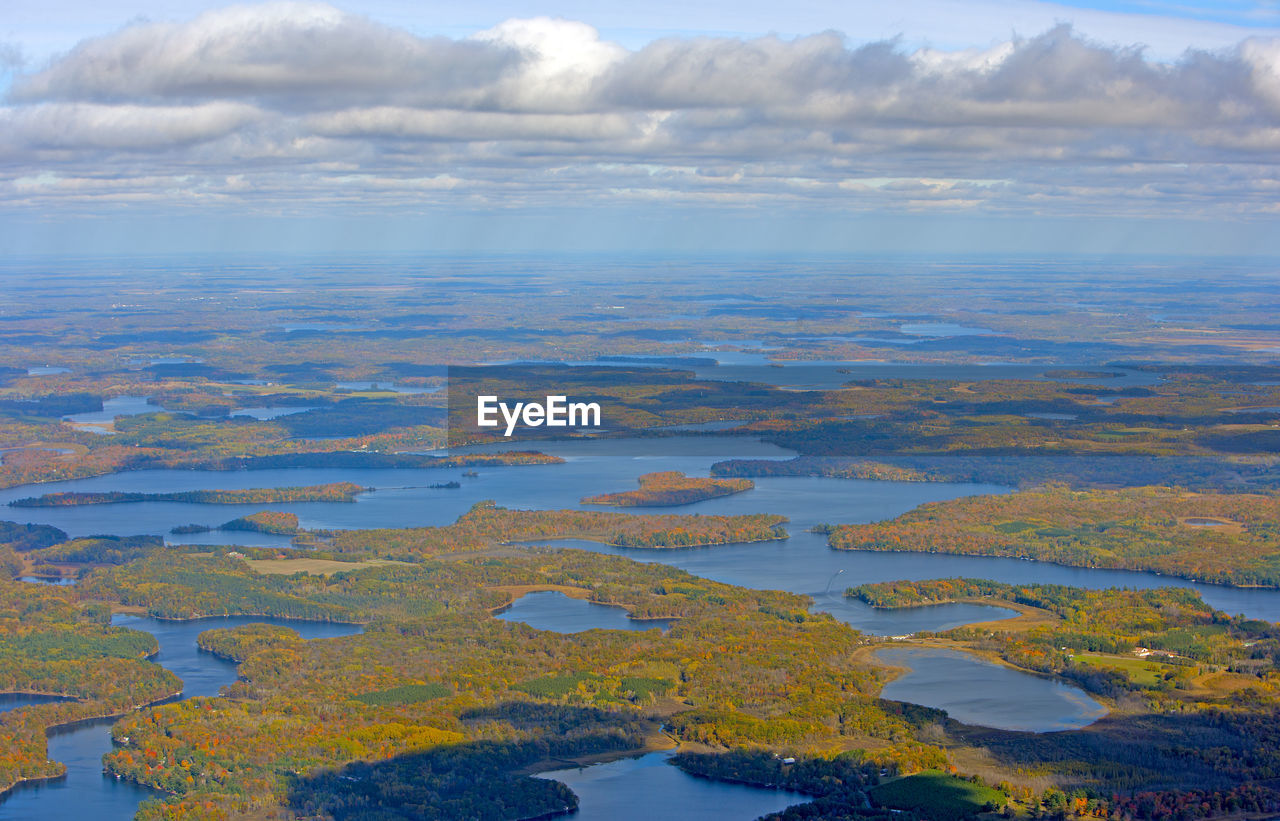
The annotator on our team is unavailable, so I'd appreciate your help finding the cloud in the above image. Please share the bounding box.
[4,3,1280,221]
[9,3,515,108]
[1,101,262,150]
[308,107,644,142]
[472,17,627,111]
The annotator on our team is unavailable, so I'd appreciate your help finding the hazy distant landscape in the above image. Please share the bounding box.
[0,256,1279,820]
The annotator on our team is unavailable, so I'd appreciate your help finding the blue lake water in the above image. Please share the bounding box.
[62,396,167,434]
[6,431,1280,627]
[334,381,439,394]
[875,647,1107,732]
[899,322,998,337]
[495,591,673,633]
[537,530,1280,625]
[0,434,986,539]
[165,529,299,549]
[0,694,73,713]
[229,406,317,420]
[276,323,372,332]
[537,752,810,821]
[1,447,75,458]
[525,535,1020,635]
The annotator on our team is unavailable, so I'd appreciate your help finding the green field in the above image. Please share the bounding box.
[870,770,1006,820]
[1072,653,1168,687]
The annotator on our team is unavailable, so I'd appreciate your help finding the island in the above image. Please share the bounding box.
[581,471,753,507]
[10,482,368,507]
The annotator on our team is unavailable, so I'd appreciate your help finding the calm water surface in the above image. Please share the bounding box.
[538,752,809,821]
[8,432,1280,625]
[875,647,1107,732]
[229,406,317,420]
[898,322,998,337]
[62,396,165,434]
[0,435,998,539]
[0,694,72,713]
[538,530,1280,624]
[495,591,672,634]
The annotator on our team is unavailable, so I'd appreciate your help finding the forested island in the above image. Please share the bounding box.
[10,482,367,507]
[582,471,753,506]
[318,501,789,556]
[221,511,301,535]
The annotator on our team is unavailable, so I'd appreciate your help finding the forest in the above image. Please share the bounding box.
[582,471,754,506]
[10,482,367,507]
[828,486,1280,587]
[52,547,956,819]
[318,501,789,557]
[0,577,180,796]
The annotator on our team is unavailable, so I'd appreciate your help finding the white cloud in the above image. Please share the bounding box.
[9,2,515,107]
[3,4,1280,221]
[472,17,627,111]
[309,107,643,142]
[0,101,262,149]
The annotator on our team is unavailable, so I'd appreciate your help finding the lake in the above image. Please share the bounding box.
[874,647,1107,732]
[539,529,1280,625]
[7,430,1280,626]
[538,752,810,821]
[0,434,1000,540]
[62,396,167,435]
[0,694,73,714]
[334,381,440,394]
[898,322,999,337]
[229,405,317,420]
[495,591,673,633]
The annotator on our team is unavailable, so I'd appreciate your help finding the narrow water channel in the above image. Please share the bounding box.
[0,616,361,821]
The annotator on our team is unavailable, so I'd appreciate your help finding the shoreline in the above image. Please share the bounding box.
[519,726,681,778]
[847,596,1055,632]
[0,689,183,801]
[829,544,1280,593]
[508,531,790,552]
[487,584,678,625]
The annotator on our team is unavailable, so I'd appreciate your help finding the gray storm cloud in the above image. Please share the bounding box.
[3,1,1280,217]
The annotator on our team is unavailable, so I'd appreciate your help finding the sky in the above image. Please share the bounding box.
[3,0,1280,256]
